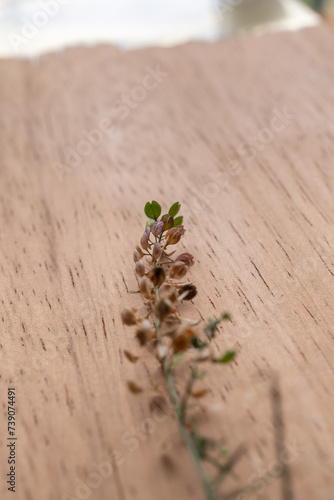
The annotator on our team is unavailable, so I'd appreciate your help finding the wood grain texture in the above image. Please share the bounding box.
[1,24,334,500]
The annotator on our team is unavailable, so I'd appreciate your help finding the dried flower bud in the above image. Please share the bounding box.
[139,319,153,332]
[135,259,146,277]
[157,344,168,360]
[170,261,188,279]
[178,284,197,301]
[133,249,141,263]
[127,380,143,394]
[147,266,165,287]
[121,307,137,325]
[176,322,197,337]
[168,290,179,303]
[172,334,191,354]
[135,245,144,258]
[139,277,152,299]
[174,252,195,267]
[152,221,164,237]
[196,349,210,362]
[155,298,173,320]
[140,227,151,250]
[152,243,162,261]
[191,389,209,398]
[165,225,185,245]
[161,214,174,231]
[124,350,139,363]
[136,330,147,346]
[136,319,154,345]
[149,395,168,415]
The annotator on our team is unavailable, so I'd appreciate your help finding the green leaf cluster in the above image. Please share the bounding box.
[144,201,183,228]
[204,312,231,339]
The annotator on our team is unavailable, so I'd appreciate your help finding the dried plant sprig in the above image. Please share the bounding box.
[122,201,240,500]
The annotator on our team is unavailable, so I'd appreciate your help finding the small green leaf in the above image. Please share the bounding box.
[213,350,236,364]
[173,216,183,227]
[191,337,207,349]
[204,317,221,339]
[144,202,154,219]
[220,445,229,456]
[194,434,209,459]
[151,200,161,219]
[222,312,231,320]
[193,371,206,379]
[144,201,161,220]
[171,352,184,368]
[168,202,181,217]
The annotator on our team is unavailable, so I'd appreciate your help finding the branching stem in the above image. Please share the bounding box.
[155,286,218,500]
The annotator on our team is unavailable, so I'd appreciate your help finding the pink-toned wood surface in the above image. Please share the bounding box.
[0,24,334,500]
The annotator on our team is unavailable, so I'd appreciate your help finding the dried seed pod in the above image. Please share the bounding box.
[127,380,143,394]
[178,284,197,301]
[165,225,185,245]
[136,330,147,346]
[138,277,152,299]
[152,221,164,237]
[191,389,209,398]
[124,350,139,363]
[174,252,195,267]
[139,318,154,334]
[152,242,162,261]
[133,249,141,263]
[135,318,154,346]
[168,290,179,303]
[147,266,165,287]
[196,349,210,362]
[135,259,146,277]
[121,307,137,325]
[172,333,191,354]
[157,344,168,360]
[149,395,168,415]
[135,245,144,258]
[155,298,173,321]
[170,261,188,279]
[161,214,174,231]
[176,322,197,337]
[140,227,151,250]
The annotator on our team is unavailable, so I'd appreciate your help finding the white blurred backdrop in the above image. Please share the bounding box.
[0,0,320,58]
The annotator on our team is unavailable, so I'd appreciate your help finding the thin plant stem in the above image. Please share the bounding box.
[180,364,198,422]
[155,285,218,500]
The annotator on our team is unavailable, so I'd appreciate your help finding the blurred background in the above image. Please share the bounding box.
[0,0,332,58]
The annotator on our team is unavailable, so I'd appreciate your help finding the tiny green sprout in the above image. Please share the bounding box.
[193,371,206,379]
[146,218,155,228]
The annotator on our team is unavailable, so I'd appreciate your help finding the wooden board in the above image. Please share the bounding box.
[1,24,334,500]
